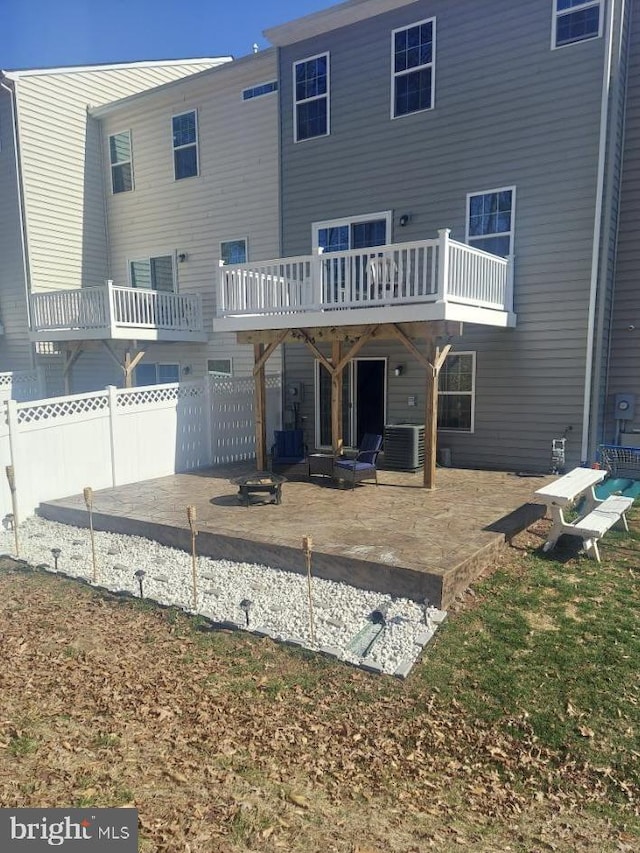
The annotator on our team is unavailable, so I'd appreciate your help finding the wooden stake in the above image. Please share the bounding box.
[187,505,198,610]
[83,486,98,582]
[5,465,19,557]
[302,535,315,643]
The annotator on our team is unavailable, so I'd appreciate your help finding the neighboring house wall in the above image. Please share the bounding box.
[0,59,226,375]
[0,87,32,371]
[277,0,618,470]
[608,3,640,442]
[97,51,281,380]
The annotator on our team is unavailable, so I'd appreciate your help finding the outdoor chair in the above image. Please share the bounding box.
[334,433,383,487]
[270,428,309,479]
[367,256,399,301]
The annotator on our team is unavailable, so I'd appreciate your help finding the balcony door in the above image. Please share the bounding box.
[315,357,387,449]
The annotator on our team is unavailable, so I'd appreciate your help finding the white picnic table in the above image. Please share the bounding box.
[534,467,632,561]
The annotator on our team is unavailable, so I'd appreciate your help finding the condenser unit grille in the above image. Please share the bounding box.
[383,424,425,470]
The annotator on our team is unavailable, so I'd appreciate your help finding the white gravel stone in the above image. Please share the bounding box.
[1,517,447,676]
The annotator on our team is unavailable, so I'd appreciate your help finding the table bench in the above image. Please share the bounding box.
[534,467,633,561]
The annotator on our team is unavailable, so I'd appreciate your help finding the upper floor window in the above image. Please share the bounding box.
[129,255,174,291]
[208,358,233,377]
[220,239,247,265]
[172,111,198,180]
[243,81,278,100]
[466,187,515,257]
[553,0,602,48]
[392,19,435,118]
[109,130,133,193]
[294,53,329,142]
[438,352,475,433]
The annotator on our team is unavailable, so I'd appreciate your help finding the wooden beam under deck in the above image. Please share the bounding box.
[241,320,461,487]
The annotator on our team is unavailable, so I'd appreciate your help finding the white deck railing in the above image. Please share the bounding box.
[30,282,203,336]
[217,230,513,319]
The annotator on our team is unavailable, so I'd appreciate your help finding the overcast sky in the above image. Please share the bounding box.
[1,0,343,70]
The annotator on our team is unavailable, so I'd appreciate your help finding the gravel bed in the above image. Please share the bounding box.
[0,516,446,676]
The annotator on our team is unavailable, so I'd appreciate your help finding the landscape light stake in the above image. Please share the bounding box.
[303,535,316,644]
[134,569,146,599]
[83,486,97,582]
[240,598,252,628]
[5,466,19,556]
[51,548,61,571]
[187,505,198,610]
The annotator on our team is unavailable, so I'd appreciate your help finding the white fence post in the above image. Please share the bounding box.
[5,399,19,519]
[107,385,118,487]
[204,374,214,465]
[437,228,451,303]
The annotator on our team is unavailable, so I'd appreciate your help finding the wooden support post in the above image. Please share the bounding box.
[254,343,267,470]
[123,348,146,388]
[62,343,83,395]
[331,340,343,454]
[424,337,437,490]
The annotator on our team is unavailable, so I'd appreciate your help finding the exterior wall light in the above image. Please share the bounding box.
[394,365,404,377]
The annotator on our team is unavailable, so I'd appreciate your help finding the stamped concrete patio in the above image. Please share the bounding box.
[38,465,550,608]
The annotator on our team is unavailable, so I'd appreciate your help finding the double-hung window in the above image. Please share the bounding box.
[466,187,515,257]
[172,110,198,179]
[109,130,133,193]
[129,255,174,291]
[220,239,247,265]
[438,352,475,433]
[294,53,329,142]
[392,19,435,118]
[553,1,602,48]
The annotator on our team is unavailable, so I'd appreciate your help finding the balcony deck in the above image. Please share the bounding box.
[213,230,516,334]
[29,283,206,343]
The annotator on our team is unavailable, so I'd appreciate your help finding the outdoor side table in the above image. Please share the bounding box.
[231,472,286,506]
[308,453,335,478]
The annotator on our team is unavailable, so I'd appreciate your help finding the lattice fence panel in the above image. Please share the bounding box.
[16,393,109,425]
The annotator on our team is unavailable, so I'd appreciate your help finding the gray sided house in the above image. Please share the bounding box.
[212,0,629,473]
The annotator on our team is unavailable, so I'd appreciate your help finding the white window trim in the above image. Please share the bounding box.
[465,185,517,257]
[438,351,476,434]
[127,253,176,291]
[109,128,133,194]
[390,17,436,120]
[551,0,603,51]
[219,237,249,265]
[172,109,199,180]
[208,358,233,377]
[242,80,278,101]
[293,51,330,143]
[311,210,393,251]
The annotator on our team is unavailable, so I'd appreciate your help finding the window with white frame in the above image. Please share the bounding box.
[553,0,602,48]
[243,81,278,100]
[466,187,515,257]
[220,239,247,265]
[294,53,329,142]
[312,211,392,252]
[129,255,174,291]
[135,362,180,386]
[207,358,233,376]
[392,19,435,118]
[172,110,198,179]
[109,130,133,193]
[438,352,475,432]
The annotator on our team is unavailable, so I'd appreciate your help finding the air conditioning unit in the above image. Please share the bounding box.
[383,423,425,470]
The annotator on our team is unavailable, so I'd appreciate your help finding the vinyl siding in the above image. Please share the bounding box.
[0,88,32,371]
[278,0,614,471]
[608,0,640,439]
[100,52,281,380]
[14,61,221,297]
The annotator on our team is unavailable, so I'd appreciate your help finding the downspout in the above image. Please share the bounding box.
[581,0,617,461]
[0,73,34,368]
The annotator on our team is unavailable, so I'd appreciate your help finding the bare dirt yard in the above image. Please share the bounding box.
[1,519,639,852]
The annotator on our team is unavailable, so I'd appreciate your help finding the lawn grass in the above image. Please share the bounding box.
[0,513,639,852]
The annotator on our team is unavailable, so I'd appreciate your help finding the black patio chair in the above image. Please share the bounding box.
[334,433,383,487]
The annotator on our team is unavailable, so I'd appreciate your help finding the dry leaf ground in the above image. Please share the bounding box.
[1,514,639,852]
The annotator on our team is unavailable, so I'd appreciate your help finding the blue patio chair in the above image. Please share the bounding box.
[270,429,309,479]
[334,433,383,487]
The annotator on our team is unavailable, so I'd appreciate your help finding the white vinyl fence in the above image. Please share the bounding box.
[0,374,281,520]
[0,368,45,403]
